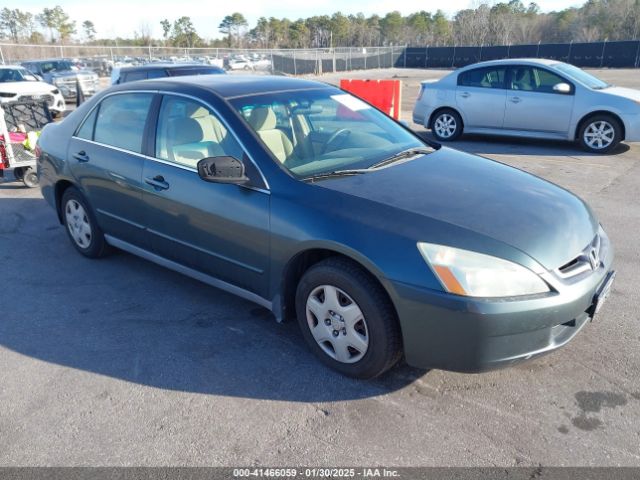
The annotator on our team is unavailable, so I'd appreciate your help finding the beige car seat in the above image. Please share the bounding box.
[167,117,224,168]
[248,107,293,163]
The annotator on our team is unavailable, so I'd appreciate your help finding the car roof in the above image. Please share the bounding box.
[119,63,218,72]
[111,74,334,99]
[460,58,562,70]
[0,65,25,70]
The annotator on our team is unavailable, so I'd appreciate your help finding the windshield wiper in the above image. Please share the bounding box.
[367,147,432,170]
[302,169,368,182]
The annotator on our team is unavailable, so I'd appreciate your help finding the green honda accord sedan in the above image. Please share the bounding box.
[37,75,615,378]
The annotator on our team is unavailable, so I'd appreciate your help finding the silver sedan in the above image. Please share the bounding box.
[412,58,640,153]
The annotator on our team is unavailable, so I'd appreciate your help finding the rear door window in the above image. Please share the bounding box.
[458,67,506,89]
[93,93,153,153]
[122,71,147,83]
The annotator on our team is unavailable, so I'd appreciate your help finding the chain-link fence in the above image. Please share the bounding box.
[1,41,638,77]
[0,43,406,77]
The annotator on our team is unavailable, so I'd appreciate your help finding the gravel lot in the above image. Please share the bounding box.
[1,68,639,467]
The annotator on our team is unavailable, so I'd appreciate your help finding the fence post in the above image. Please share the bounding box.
[451,45,456,68]
[567,40,573,62]
[0,46,4,65]
[536,41,540,57]
[600,39,607,68]
[403,44,407,68]
[293,49,297,75]
[425,46,428,68]
[634,40,640,68]
[363,48,366,71]
[59,45,64,58]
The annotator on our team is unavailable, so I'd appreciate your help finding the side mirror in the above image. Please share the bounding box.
[197,156,249,185]
[553,82,571,94]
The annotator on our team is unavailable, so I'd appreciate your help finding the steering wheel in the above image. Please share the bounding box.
[322,128,351,154]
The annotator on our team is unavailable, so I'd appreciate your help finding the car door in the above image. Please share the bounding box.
[67,92,154,247]
[503,66,575,134]
[455,66,507,129]
[141,93,270,297]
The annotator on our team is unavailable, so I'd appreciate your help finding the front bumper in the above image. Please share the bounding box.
[622,113,640,142]
[391,244,614,373]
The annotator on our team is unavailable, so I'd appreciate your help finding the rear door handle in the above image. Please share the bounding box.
[460,92,470,98]
[510,96,521,103]
[144,175,170,191]
[73,150,89,162]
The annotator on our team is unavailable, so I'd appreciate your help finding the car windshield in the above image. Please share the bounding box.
[231,88,428,179]
[0,68,32,83]
[553,63,610,90]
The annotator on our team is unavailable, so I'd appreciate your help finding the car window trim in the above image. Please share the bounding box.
[70,89,270,194]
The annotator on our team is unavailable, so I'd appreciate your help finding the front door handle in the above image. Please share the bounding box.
[460,92,470,98]
[73,150,90,162]
[144,175,170,191]
[510,96,522,103]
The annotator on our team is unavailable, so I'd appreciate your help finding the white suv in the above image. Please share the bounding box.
[0,65,66,117]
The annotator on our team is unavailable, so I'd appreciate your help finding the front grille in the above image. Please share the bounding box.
[18,94,54,106]
[557,234,602,279]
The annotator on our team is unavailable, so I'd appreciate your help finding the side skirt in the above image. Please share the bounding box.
[104,234,273,312]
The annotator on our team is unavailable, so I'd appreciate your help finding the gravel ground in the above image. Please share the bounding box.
[1,68,639,467]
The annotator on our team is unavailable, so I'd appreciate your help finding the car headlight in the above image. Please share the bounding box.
[417,242,550,297]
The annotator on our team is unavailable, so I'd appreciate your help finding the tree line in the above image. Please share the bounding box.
[1,1,639,49]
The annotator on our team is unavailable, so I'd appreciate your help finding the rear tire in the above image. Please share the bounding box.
[430,109,463,142]
[61,187,110,258]
[578,114,621,153]
[13,167,24,181]
[295,257,402,379]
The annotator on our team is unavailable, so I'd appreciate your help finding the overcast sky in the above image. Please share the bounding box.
[17,0,584,40]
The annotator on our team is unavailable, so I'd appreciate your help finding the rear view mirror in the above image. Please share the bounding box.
[553,82,572,94]
[197,156,249,185]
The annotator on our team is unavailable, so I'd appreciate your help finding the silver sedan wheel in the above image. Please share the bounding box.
[65,199,92,249]
[305,285,369,364]
[583,120,615,150]
[434,113,457,139]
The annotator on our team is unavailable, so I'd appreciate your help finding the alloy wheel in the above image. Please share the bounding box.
[583,120,615,150]
[434,113,457,139]
[305,285,369,364]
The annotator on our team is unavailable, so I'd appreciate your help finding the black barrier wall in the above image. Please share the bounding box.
[401,40,640,69]
[268,41,638,75]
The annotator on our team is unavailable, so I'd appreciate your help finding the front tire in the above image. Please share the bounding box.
[61,187,110,258]
[430,109,463,141]
[578,114,621,153]
[296,258,402,379]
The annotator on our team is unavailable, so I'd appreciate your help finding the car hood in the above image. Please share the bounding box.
[600,86,640,103]
[0,81,55,95]
[315,148,598,270]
